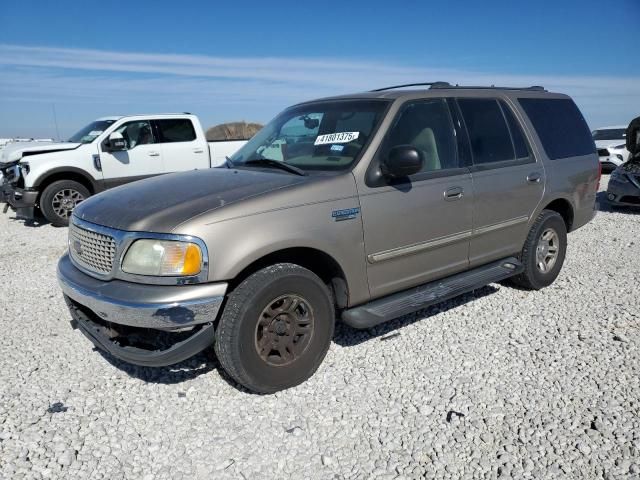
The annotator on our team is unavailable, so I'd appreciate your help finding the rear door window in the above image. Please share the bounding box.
[457,98,515,165]
[155,119,197,143]
[518,98,595,159]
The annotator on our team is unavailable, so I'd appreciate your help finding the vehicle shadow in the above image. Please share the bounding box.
[4,209,51,227]
[95,347,247,389]
[333,285,499,347]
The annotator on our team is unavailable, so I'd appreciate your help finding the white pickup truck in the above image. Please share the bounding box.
[0,114,247,226]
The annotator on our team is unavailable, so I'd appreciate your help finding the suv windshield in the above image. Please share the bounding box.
[229,100,389,172]
[592,128,626,141]
[68,120,116,144]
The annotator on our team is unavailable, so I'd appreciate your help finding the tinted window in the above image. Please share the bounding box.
[500,101,530,159]
[518,98,595,159]
[385,99,458,172]
[458,98,514,164]
[156,119,196,143]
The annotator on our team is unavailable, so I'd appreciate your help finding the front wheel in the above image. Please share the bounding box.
[214,263,335,393]
[40,180,90,227]
[511,210,567,290]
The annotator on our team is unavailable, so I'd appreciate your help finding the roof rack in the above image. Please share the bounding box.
[371,82,546,92]
[431,84,546,92]
[370,82,452,92]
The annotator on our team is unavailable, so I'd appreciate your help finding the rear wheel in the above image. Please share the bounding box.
[40,180,90,227]
[511,210,567,290]
[214,263,334,393]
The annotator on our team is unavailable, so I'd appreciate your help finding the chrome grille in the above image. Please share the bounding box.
[69,222,116,274]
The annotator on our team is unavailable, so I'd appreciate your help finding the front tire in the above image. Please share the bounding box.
[40,180,90,227]
[511,210,567,290]
[214,263,335,393]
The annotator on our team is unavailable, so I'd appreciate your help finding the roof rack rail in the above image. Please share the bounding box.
[371,83,546,92]
[430,84,547,92]
[370,82,451,92]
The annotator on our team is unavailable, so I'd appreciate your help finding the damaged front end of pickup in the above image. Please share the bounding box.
[1,159,37,219]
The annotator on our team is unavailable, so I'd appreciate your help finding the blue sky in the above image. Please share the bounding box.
[1,0,638,138]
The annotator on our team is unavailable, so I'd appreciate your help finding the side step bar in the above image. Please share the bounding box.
[342,257,523,329]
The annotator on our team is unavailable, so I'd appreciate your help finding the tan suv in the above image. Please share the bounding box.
[57,82,600,393]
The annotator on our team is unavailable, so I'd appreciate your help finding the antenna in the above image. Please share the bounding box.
[51,104,61,141]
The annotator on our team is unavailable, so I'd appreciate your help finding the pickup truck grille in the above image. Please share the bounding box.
[69,223,117,274]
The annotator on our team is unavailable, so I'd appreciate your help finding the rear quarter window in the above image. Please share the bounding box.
[155,119,197,143]
[518,98,595,160]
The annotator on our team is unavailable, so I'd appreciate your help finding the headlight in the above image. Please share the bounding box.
[122,239,203,276]
[613,143,626,150]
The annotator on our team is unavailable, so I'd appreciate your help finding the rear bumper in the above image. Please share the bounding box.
[57,253,227,367]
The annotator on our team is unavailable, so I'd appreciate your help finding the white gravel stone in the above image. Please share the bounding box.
[0,176,638,479]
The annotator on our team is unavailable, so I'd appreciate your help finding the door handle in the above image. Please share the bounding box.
[193,148,204,153]
[526,172,541,183]
[148,151,160,157]
[444,186,464,201]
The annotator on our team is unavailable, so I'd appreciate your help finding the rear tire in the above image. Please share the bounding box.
[40,180,90,227]
[511,210,567,290]
[214,263,334,393]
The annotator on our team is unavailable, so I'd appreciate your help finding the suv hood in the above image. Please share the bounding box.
[0,141,81,165]
[73,168,310,232]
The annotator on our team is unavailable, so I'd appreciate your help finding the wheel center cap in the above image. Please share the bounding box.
[273,318,288,335]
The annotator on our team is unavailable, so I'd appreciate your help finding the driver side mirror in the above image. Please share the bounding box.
[381,145,423,178]
[106,132,127,152]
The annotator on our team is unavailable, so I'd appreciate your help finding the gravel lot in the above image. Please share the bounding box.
[0,177,639,479]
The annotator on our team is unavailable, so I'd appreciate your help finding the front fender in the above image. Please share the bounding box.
[177,199,371,306]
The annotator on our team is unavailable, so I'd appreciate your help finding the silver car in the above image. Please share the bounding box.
[57,83,600,393]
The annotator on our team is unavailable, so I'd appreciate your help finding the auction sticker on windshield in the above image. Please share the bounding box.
[314,132,359,145]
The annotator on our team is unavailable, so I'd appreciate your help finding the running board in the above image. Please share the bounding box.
[342,257,523,329]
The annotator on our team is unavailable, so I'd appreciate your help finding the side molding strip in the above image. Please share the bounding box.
[367,215,529,264]
[368,230,472,264]
[473,215,529,236]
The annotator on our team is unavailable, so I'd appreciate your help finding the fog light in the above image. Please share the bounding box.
[607,193,616,201]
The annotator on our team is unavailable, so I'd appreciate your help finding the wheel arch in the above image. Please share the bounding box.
[33,168,101,201]
[227,247,350,309]
[541,197,575,232]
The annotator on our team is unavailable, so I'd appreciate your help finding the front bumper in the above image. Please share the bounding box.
[607,176,640,206]
[1,182,38,218]
[57,253,227,366]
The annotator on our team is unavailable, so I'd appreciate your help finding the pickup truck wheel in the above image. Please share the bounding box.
[214,263,334,393]
[511,209,567,290]
[40,180,90,227]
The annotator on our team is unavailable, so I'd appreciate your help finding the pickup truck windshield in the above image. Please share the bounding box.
[229,100,390,172]
[68,120,116,144]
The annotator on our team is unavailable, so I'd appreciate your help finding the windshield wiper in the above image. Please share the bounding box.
[225,156,235,168]
[243,159,307,176]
